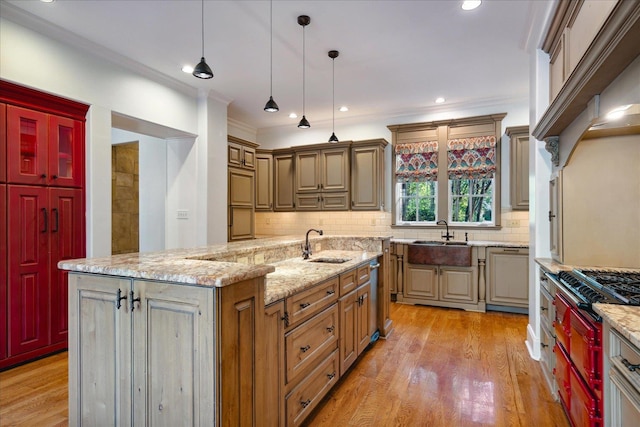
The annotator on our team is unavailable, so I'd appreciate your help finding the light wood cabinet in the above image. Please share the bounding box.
[295,145,349,211]
[284,277,338,329]
[228,167,254,241]
[350,139,387,210]
[338,266,371,376]
[228,136,257,170]
[274,151,295,211]
[255,151,273,211]
[506,126,529,210]
[549,172,563,262]
[486,247,529,309]
[259,301,286,426]
[69,272,265,426]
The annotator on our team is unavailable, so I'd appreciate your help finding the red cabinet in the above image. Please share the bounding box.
[7,106,83,188]
[1,80,88,369]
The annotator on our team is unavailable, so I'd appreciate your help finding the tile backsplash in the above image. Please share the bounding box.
[255,209,529,242]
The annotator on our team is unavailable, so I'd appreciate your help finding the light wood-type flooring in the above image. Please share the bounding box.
[0,303,568,427]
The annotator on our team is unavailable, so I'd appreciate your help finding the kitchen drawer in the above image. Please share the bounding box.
[609,329,640,393]
[285,277,339,328]
[570,307,601,392]
[540,285,555,333]
[554,342,571,410]
[339,268,357,297]
[554,292,571,354]
[540,323,557,399]
[569,363,601,427]
[285,303,339,386]
[285,349,339,427]
[357,264,370,286]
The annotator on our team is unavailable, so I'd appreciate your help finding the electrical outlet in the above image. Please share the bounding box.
[265,217,271,224]
[177,209,189,219]
[506,219,520,227]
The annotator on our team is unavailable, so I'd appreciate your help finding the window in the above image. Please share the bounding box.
[389,114,504,228]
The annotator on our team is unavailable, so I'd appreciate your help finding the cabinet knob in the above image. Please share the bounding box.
[300,345,311,353]
[326,325,335,333]
[326,289,335,295]
[40,173,47,179]
[300,302,311,309]
[300,399,311,408]
[327,372,336,380]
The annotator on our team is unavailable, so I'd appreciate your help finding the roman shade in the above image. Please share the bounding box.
[447,135,496,180]
[394,140,438,182]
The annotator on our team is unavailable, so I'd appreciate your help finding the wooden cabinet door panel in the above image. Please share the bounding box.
[49,188,84,344]
[228,168,254,207]
[321,148,349,192]
[440,268,476,303]
[255,153,273,211]
[7,106,48,185]
[0,103,6,182]
[228,206,254,241]
[295,151,320,192]
[68,274,131,427]
[274,154,295,211]
[132,280,214,427]
[339,292,357,376]
[351,145,380,209]
[0,185,6,360]
[487,248,529,307]
[356,283,371,356]
[321,193,349,211]
[48,116,83,188]
[405,265,438,300]
[7,185,49,356]
[258,302,286,427]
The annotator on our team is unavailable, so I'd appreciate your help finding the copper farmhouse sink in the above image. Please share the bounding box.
[407,241,472,266]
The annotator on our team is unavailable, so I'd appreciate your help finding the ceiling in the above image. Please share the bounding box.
[2,0,550,131]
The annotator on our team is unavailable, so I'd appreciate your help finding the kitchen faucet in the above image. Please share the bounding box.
[436,220,454,242]
[302,228,323,259]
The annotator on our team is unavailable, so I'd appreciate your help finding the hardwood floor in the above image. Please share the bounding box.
[0,303,568,427]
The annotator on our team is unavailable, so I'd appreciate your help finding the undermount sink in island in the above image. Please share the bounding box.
[60,235,392,426]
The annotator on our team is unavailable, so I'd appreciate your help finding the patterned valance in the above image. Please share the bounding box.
[395,141,438,182]
[447,136,496,180]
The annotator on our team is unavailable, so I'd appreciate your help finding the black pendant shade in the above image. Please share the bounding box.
[298,115,310,129]
[264,96,279,113]
[329,132,339,142]
[193,57,213,79]
[264,0,279,112]
[328,50,339,142]
[297,15,310,129]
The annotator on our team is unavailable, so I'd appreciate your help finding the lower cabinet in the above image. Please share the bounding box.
[0,184,6,361]
[69,273,264,426]
[339,282,371,376]
[486,247,529,310]
[259,301,286,426]
[401,263,479,310]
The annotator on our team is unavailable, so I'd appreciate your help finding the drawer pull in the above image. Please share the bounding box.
[541,342,549,348]
[326,325,335,333]
[300,399,311,408]
[300,302,311,309]
[541,306,548,311]
[300,345,311,353]
[327,371,336,380]
[622,358,640,372]
[326,289,335,295]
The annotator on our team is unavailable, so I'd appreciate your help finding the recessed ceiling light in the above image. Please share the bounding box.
[182,65,194,73]
[462,1,481,11]
[339,106,349,112]
[435,97,445,104]
[289,113,298,119]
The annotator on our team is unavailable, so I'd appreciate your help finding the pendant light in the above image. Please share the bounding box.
[328,50,339,143]
[297,15,311,129]
[264,0,279,112]
[193,0,213,79]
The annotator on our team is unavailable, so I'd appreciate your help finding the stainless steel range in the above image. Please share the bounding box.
[549,268,640,427]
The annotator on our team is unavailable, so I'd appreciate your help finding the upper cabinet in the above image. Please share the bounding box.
[255,150,273,211]
[295,144,350,211]
[351,139,387,211]
[506,126,529,211]
[228,136,257,170]
[273,150,295,211]
[7,106,84,188]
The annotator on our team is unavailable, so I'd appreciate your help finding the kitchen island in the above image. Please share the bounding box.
[59,235,391,427]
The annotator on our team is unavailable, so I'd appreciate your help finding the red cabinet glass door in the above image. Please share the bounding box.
[6,106,48,186]
[49,188,83,344]
[48,116,83,188]
[7,185,50,356]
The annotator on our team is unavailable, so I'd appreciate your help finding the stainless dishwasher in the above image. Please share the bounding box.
[370,258,380,343]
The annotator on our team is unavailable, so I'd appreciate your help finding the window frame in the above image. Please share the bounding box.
[389,114,504,229]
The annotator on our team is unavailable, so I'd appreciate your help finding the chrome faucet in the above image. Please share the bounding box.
[302,229,323,259]
[436,220,454,242]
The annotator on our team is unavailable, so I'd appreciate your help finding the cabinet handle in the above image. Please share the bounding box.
[300,345,311,353]
[116,288,127,310]
[503,248,520,253]
[326,325,335,333]
[300,302,311,309]
[300,399,311,408]
[327,371,336,380]
[41,208,48,233]
[548,211,556,221]
[370,263,380,269]
[52,174,58,180]
[326,289,335,295]
[52,208,59,232]
[40,173,47,179]
[541,342,549,348]
[541,306,548,311]
[130,291,141,312]
[622,358,640,372]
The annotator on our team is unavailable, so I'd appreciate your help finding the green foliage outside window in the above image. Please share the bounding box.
[450,178,493,223]
[397,181,436,222]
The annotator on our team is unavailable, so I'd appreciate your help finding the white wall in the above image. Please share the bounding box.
[1,16,228,255]
[111,129,168,253]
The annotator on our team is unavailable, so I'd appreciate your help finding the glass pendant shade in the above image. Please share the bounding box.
[298,115,310,129]
[193,57,213,79]
[329,132,339,143]
[264,96,279,112]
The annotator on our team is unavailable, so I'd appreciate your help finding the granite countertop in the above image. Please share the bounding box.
[535,258,573,274]
[593,304,640,349]
[391,238,529,248]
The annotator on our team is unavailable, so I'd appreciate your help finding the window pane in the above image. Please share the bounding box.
[450,178,494,224]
